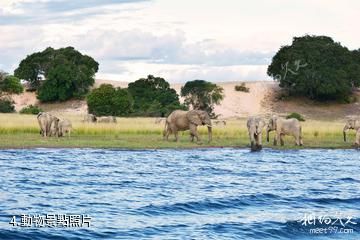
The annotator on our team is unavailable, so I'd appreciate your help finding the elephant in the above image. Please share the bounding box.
[37,112,60,137]
[155,118,165,124]
[266,116,303,146]
[163,110,212,143]
[247,117,265,151]
[98,116,117,123]
[58,119,72,137]
[343,119,360,146]
[83,114,97,123]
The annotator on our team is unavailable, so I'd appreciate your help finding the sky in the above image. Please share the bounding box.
[0,0,359,83]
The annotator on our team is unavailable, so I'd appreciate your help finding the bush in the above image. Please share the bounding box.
[128,75,185,117]
[286,112,305,121]
[87,84,133,116]
[181,80,224,118]
[267,35,360,101]
[0,75,23,94]
[234,83,250,92]
[20,105,43,115]
[15,46,99,102]
[0,97,15,113]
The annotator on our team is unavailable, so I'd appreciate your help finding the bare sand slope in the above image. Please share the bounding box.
[11,79,360,120]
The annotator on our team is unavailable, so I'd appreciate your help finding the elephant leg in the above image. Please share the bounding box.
[355,130,360,146]
[174,131,179,142]
[280,134,285,146]
[190,125,200,142]
[273,132,280,146]
[190,133,195,142]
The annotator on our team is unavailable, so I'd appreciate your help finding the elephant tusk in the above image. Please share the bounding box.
[206,125,212,128]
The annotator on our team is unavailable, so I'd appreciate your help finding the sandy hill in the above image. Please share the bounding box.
[11,80,360,120]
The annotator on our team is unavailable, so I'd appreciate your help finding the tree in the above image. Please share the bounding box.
[0,75,23,94]
[181,80,224,117]
[267,35,360,101]
[14,47,99,102]
[87,84,133,116]
[128,75,186,117]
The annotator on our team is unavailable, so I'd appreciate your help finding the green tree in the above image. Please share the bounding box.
[87,84,133,116]
[267,35,360,101]
[181,80,224,117]
[0,96,15,113]
[128,75,186,117]
[14,47,99,102]
[0,75,23,94]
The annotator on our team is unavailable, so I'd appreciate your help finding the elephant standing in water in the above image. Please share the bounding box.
[247,117,265,151]
[37,112,60,137]
[343,119,360,146]
[163,110,212,143]
[266,116,303,146]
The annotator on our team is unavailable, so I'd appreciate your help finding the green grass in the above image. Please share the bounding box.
[0,113,356,149]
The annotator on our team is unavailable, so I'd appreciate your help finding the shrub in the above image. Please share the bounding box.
[20,105,43,115]
[234,83,250,92]
[286,112,305,121]
[87,84,133,116]
[267,35,360,101]
[128,75,185,117]
[15,46,99,102]
[181,80,224,118]
[0,75,23,94]
[0,96,15,113]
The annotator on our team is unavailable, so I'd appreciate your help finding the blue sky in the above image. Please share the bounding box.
[0,0,359,82]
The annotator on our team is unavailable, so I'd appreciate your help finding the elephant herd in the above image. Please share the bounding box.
[37,112,72,137]
[36,110,360,149]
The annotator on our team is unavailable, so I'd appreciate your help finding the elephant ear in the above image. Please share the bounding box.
[187,110,202,126]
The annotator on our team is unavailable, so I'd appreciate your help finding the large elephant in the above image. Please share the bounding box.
[58,119,72,137]
[98,116,117,123]
[343,119,360,146]
[247,117,265,151]
[163,110,212,142]
[37,112,60,137]
[83,114,97,123]
[266,116,303,146]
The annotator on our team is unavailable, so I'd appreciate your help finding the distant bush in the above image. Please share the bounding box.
[20,105,43,115]
[234,83,249,92]
[0,96,15,113]
[286,112,305,121]
[0,75,23,94]
[87,84,133,116]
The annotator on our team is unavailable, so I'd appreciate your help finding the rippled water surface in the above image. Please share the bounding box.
[0,148,359,239]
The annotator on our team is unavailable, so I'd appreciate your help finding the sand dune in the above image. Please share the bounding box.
[10,79,360,120]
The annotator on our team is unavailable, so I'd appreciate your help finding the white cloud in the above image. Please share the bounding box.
[0,0,359,82]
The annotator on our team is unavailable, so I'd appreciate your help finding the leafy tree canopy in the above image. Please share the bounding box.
[0,75,23,94]
[128,75,186,117]
[181,80,224,117]
[87,84,133,117]
[267,35,360,101]
[14,47,99,102]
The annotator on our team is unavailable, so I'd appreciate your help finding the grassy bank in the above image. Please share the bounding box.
[0,113,356,149]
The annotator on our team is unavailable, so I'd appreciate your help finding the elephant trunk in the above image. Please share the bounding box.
[207,126,212,143]
[343,126,348,142]
[266,129,270,142]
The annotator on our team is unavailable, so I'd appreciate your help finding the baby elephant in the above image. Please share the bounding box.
[247,117,266,151]
[266,116,303,146]
[58,119,72,137]
[343,119,360,146]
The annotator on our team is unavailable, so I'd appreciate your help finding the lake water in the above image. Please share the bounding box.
[0,148,359,239]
